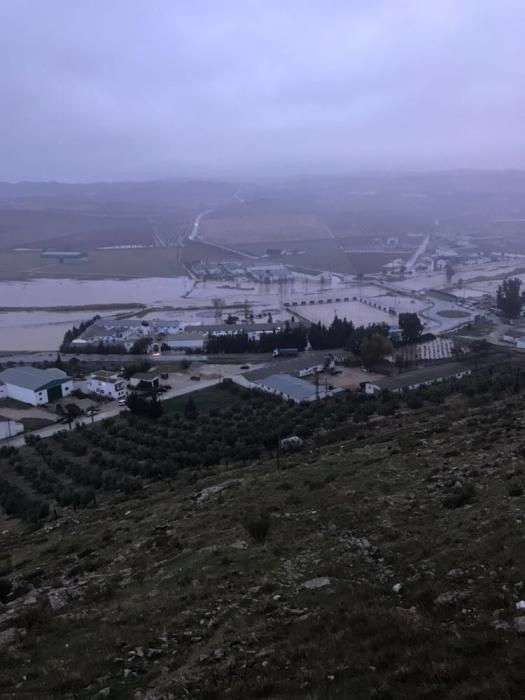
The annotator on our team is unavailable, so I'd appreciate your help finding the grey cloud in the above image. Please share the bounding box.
[0,0,524,180]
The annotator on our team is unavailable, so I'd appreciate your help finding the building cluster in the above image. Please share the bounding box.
[72,317,295,353]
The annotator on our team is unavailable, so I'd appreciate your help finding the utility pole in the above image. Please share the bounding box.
[276,431,281,471]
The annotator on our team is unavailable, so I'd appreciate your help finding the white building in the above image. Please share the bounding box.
[0,419,24,441]
[0,367,73,406]
[86,371,127,400]
[162,332,206,351]
[364,363,472,395]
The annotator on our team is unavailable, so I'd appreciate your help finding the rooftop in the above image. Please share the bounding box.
[253,373,318,402]
[0,366,69,392]
[366,362,473,391]
[244,353,338,382]
[89,371,122,384]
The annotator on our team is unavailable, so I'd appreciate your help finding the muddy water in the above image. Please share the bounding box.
[0,274,343,351]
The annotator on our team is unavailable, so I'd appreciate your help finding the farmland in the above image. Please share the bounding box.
[199,212,330,245]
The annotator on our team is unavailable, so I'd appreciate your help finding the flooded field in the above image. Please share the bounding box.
[0,310,129,352]
[0,274,343,350]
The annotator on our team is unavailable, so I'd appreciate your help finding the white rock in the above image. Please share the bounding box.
[514,616,525,633]
[515,600,525,610]
[303,576,331,590]
[392,583,403,593]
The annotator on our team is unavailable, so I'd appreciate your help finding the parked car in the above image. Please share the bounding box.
[118,399,127,406]
[240,364,250,369]
[190,376,201,381]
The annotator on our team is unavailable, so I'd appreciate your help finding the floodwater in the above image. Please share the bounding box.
[0,309,137,351]
[0,274,343,351]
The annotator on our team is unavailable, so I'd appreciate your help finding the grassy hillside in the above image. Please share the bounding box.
[2,372,525,698]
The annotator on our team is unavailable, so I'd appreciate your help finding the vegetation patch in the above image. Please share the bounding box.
[437,309,470,318]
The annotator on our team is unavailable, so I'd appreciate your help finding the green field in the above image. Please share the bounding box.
[162,383,244,414]
[437,308,470,318]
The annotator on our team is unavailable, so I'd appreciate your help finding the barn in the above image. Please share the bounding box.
[0,367,73,406]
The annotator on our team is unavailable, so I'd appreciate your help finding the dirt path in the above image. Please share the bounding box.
[0,406,53,420]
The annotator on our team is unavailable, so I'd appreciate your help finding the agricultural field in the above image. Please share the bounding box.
[3,368,525,697]
[199,205,330,245]
[0,248,187,280]
[0,208,156,251]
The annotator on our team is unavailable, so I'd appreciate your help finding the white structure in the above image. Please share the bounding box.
[0,367,73,406]
[72,318,181,351]
[364,363,472,395]
[280,435,303,450]
[162,332,206,351]
[86,371,127,400]
[0,419,24,441]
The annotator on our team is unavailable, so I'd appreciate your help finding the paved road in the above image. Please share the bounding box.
[3,378,220,448]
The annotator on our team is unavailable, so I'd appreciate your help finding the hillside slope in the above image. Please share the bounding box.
[2,384,525,698]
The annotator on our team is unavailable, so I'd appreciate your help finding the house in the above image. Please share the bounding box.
[86,371,127,400]
[0,419,24,441]
[364,362,473,395]
[129,367,161,390]
[0,367,73,406]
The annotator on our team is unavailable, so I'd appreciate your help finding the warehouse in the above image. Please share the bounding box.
[0,367,73,406]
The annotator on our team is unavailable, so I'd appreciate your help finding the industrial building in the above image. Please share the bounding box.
[364,362,472,395]
[0,367,73,406]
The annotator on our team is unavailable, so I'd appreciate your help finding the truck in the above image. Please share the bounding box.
[272,347,298,358]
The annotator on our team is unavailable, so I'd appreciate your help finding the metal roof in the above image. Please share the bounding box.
[366,362,473,391]
[0,367,69,392]
[244,354,330,381]
[253,373,317,402]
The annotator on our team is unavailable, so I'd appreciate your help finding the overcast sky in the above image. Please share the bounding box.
[1,0,524,181]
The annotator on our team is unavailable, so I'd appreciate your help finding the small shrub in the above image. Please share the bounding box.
[442,482,476,509]
[244,511,271,544]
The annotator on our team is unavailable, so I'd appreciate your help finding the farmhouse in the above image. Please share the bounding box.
[86,371,127,400]
[0,367,73,406]
[364,362,473,395]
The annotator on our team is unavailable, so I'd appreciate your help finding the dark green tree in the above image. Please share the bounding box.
[496,277,523,318]
[360,333,393,369]
[398,312,424,343]
[184,396,198,420]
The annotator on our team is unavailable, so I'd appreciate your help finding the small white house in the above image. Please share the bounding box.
[86,371,127,400]
[0,367,73,406]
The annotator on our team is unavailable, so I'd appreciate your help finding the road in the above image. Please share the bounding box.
[4,378,221,448]
[189,208,214,241]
